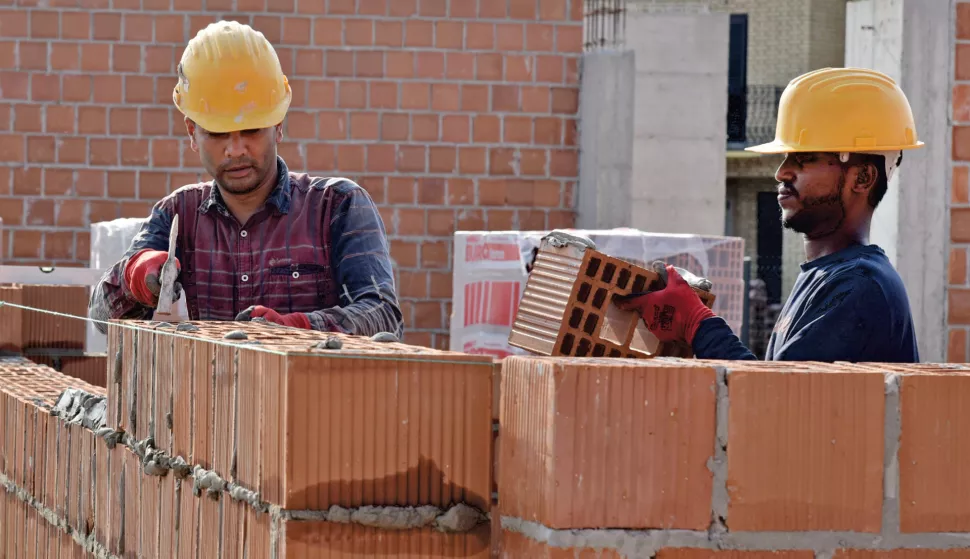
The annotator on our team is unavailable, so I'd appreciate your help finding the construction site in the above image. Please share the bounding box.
[0,0,969,557]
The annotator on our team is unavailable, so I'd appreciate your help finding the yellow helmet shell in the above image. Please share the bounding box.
[746,67,924,154]
[173,20,292,133]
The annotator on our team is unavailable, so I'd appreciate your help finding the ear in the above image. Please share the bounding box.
[275,122,284,143]
[851,162,878,194]
[185,117,199,152]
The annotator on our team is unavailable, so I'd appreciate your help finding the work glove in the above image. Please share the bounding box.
[236,305,311,330]
[124,249,181,308]
[612,264,715,345]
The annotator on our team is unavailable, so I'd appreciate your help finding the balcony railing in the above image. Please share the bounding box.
[728,85,784,150]
[584,0,626,50]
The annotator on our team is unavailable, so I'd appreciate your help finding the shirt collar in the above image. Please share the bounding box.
[199,156,292,216]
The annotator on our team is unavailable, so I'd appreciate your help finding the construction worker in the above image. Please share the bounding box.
[89,20,403,338]
[616,67,922,362]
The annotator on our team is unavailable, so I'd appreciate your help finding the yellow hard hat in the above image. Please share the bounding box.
[746,67,924,154]
[173,20,292,133]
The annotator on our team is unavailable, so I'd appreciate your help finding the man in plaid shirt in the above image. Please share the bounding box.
[89,21,403,339]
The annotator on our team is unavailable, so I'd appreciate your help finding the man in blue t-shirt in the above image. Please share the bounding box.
[615,67,924,363]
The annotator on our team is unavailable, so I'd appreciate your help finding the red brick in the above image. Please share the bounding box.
[952,248,968,285]
[955,166,969,204]
[435,20,463,49]
[527,23,555,51]
[0,10,27,37]
[30,11,59,38]
[405,19,433,47]
[948,329,968,363]
[0,72,28,100]
[727,366,884,531]
[556,24,583,52]
[953,208,970,242]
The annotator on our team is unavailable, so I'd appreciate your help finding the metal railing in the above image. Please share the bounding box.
[727,84,785,148]
[584,0,626,50]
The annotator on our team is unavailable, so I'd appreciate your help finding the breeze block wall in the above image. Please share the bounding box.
[0,0,584,349]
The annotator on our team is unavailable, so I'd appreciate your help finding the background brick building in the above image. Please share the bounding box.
[0,0,584,349]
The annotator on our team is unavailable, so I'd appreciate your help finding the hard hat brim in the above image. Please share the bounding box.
[745,139,925,154]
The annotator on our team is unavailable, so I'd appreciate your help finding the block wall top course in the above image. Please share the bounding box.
[114,319,495,364]
[0,360,105,406]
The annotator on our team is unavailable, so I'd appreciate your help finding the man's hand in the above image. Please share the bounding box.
[612,265,716,345]
[236,305,311,329]
[124,249,180,308]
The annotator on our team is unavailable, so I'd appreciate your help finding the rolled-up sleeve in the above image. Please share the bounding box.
[304,180,404,338]
[88,199,175,334]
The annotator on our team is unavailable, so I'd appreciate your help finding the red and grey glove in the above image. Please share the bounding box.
[236,305,311,329]
[612,265,715,345]
[123,249,180,307]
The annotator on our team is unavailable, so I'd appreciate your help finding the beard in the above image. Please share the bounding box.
[205,155,271,196]
[781,174,846,238]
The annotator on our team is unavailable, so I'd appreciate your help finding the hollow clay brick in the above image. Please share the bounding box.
[177,479,200,558]
[192,337,215,470]
[171,336,195,462]
[280,519,492,558]
[95,435,111,545]
[19,284,88,350]
[260,352,286,505]
[136,328,157,442]
[122,449,141,556]
[0,285,24,352]
[153,333,174,454]
[108,444,125,555]
[245,507,272,557]
[235,350,263,489]
[139,474,160,559]
[509,240,715,360]
[107,326,123,429]
[898,371,970,532]
[282,352,493,511]
[30,354,108,388]
[158,474,177,559]
[212,345,237,478]
[221,499,246,558]
[499,356,717,529]
[198,496,221,558]
[726,365,885,532]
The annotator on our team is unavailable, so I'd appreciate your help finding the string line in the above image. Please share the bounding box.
[0,299,495,367]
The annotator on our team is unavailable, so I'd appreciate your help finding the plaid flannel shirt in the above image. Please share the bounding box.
[89,157,403,338]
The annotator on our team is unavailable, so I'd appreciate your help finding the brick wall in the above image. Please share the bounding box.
[6,318,970,556]
[0,0,583,348]
[952,1,970,362]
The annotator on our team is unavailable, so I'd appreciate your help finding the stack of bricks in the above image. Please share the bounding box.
[0,283,107,387]
[0,319,495,557]
[495,356,970,557]
[509,235,715,359]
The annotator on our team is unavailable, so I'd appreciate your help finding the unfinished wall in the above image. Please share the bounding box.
[0,1,584,348]
[625,6,729,236]
[5,313,970,556]
[498,356,970,556]
[0,320,495,557]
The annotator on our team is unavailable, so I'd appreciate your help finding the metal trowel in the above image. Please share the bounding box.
[153,214,189,323]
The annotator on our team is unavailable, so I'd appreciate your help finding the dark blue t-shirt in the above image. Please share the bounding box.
[692,243,919,363]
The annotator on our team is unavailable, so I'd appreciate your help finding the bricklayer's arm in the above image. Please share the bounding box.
[303,180,404,339]
[693,271,918,363]
[88,202,174,334]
